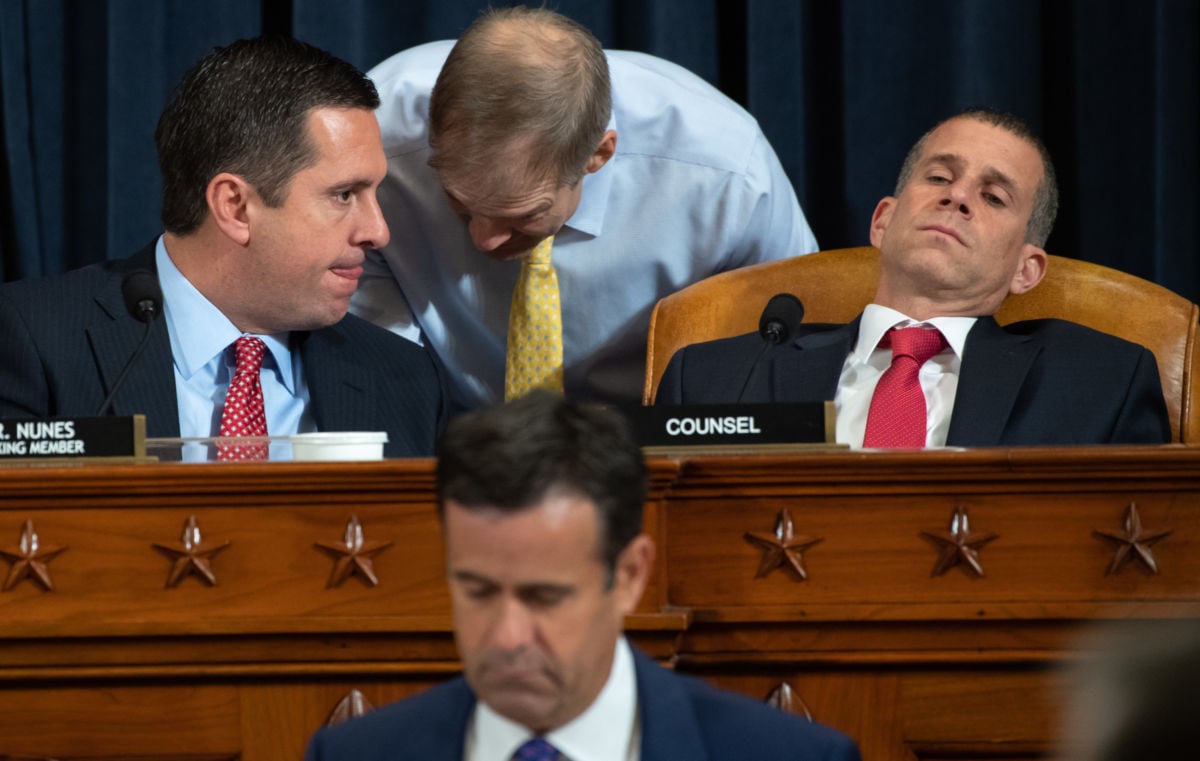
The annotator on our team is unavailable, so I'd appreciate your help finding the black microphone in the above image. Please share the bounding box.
[95,269,163,416]
[758,293,805,345]
[735,293,805,402]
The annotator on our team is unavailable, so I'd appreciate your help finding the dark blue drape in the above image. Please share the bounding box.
[3,0,1198,301]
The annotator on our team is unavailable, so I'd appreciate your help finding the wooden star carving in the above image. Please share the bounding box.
[0,520,66,592]
[315,515,393,588]
[152,515,231,588]
[325,688,376,726]
[921,506,997,577]
[1093,503,1173,575]
[744,509,823,580]
[765,682,813,721]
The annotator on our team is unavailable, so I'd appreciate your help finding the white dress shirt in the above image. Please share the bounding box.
[465,637,640,761]
[834,304,977,448]
[356,41,818,410]
[156,237,315,455]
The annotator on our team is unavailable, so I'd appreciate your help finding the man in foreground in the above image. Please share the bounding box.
[658,109,1170,447]
[304,390,860,760]
[0,36,444,458]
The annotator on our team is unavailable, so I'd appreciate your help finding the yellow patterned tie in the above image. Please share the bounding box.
[505,236,563,400]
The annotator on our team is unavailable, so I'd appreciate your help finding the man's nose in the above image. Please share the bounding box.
[468,216,514,252]
[939,182,972,217]
[356,193,390,249]
[488,598,535,651]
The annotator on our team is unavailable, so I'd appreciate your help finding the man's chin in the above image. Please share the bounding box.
[482,245,532,263]
[481,690,561,732]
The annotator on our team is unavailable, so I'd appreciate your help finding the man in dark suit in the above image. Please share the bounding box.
[0,37,444,457]
[304,390,860,760]
[658,109,1170,447]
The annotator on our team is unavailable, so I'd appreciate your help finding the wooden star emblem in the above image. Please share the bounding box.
[921,506,997,577]
[152,515,231,588]
[315,515,393,588]
[1093,503,1173,575]
[325,688,376,726]
[765,682,813,721]
[0,520,66,592]
[744,509,823,580]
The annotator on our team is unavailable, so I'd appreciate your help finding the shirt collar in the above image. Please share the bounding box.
[853,303,977,362]
[471,636,639,761]
[155,236,297,390]
[560,112,618,240]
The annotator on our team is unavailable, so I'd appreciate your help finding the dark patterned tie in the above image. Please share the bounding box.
[511,736,560,761]
[216,336,268,461]
[862,326,946,448]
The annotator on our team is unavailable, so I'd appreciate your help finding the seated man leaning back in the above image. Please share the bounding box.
[657,108,1170,447]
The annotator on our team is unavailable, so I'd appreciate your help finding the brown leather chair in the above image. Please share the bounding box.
[643,246,1200,443]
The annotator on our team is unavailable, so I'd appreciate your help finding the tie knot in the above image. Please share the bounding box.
[512,737,560,761]
[526,236,554,268]
[233,336,266,373]
[886,326,945,364]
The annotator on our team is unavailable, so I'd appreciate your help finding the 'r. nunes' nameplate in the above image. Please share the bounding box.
[0,416,147,459]
[621,403,836,449]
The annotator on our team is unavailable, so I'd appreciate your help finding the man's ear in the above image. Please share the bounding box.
[612,534,654,616]
[869,197,897,249]
[584,129,617,175]
[206,172,254,246]
[1009,244,1048,295]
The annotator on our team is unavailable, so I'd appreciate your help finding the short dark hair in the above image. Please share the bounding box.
[435,390,646,580]
[893,108,1059,247]
[428,6,612,188]
[156,36,380,235]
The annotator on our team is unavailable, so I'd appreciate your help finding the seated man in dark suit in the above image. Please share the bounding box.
[0,36,444,457]
[304,390,860,761]
[658,109,1170,447]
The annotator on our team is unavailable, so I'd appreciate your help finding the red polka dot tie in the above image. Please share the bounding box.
[862,326,946,449]
[216,336,268,461]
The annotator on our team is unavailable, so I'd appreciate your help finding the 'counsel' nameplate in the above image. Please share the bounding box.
[0,416,147,460]
[618,402,836,450]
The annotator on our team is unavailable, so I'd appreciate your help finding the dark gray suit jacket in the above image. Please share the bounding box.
[658,315,1171,446]
[303,646,861,761]
[0,244,445,457]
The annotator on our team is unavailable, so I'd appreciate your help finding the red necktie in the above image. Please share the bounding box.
[216,336,268,461]
[862,326,946,448]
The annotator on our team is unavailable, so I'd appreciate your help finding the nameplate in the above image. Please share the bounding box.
[0,416,147,459]
[618,403,836,449]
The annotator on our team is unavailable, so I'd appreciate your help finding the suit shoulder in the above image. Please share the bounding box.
[1001,318,1154,355]
[675,671,860,759]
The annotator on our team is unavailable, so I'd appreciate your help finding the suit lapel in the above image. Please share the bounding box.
[946,316,1040,446]
[768,319,858,403]
[298,323,377,432]
[87,247,180,436]
[633,648,709,761]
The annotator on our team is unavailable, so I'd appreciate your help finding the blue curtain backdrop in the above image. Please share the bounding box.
[2,0,1198,300]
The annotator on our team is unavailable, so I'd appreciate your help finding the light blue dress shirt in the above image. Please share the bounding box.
[156,237,315,449]
[354,41,818,410]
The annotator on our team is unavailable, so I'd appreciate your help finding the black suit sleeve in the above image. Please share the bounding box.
[1111,346,1173,443]
[0,291,51,419]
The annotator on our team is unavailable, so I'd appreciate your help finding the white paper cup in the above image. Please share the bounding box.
[290,432,388,461]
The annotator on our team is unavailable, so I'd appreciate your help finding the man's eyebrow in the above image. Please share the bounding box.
[923,153,1021,197]
[979,167,1019,198]
[451,569,495,585]
[328,177,375,193]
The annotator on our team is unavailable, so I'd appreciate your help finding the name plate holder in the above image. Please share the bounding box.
[618,402,845,455]
[0,415,150,463]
